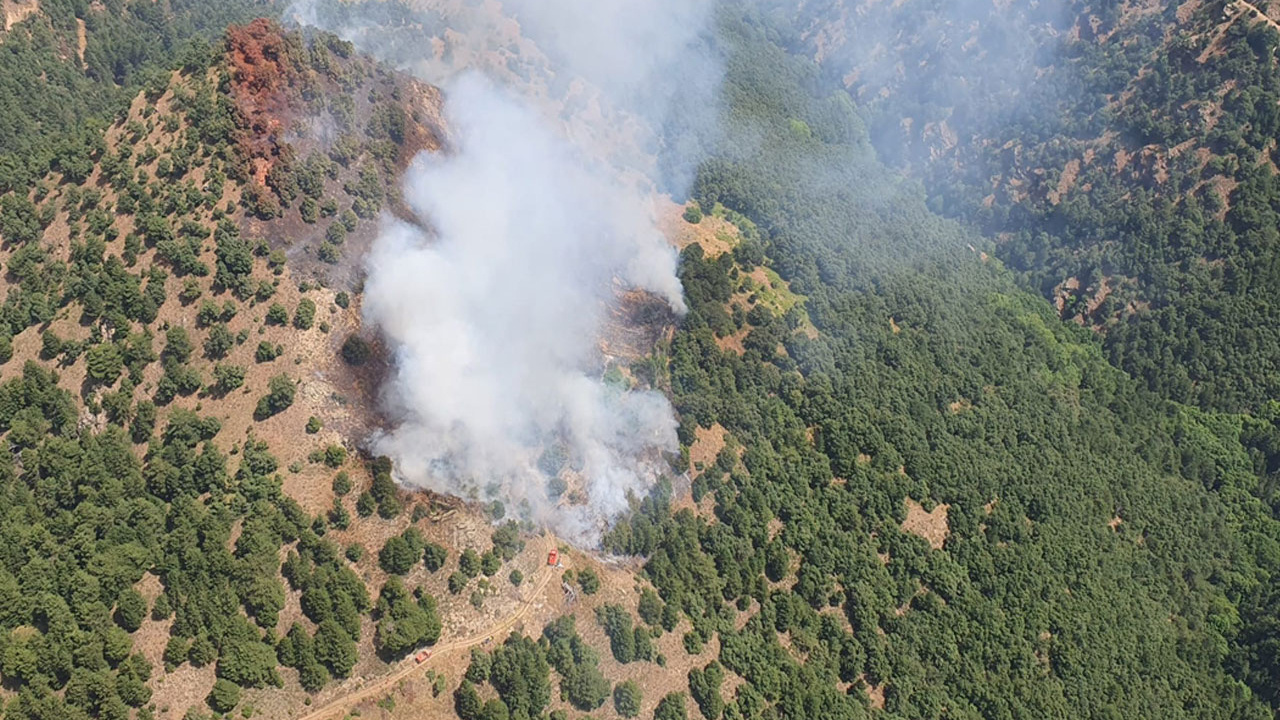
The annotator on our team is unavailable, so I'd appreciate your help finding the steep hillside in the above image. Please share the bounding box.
[0,0,276,193]
[0,4,1278,720]
[781,0,1280,418]
[284,5,1280,720]
[0,20,577,720]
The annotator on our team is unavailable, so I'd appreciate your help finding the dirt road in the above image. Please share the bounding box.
[1232,0,1280,33]
[295,534,560,720]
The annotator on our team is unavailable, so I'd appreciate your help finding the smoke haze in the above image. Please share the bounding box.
[289,0,721,540]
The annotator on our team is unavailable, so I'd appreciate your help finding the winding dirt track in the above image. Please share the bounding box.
[296,533,559,720]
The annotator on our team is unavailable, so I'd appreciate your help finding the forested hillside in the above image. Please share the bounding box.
[445,5,1280,718]
[0,0,275,193]
[0,2,1276,720]
[778,0,1280,417]
[0,11,547,720]
[602,7,1280,717]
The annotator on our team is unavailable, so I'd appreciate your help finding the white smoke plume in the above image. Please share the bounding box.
[290,0,721,541]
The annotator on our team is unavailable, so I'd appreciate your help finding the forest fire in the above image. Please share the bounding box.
[226,18,298,188]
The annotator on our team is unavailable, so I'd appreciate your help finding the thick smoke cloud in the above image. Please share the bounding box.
[289,0,720,541]
[363,75,683,539]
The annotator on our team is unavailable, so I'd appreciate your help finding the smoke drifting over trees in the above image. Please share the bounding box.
[289,0,720,540]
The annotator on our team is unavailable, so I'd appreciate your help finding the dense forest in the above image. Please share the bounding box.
[600,7,1280,717]
[776,0,1280,417]
[0,1,1277,720]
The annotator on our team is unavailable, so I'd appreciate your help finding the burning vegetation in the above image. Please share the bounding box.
[227,18,301,190]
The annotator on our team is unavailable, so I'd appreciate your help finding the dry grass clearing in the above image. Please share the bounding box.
[655,196,740,257]
[688,423,728,479]
[902,498,951,550]
[863,674,886,709]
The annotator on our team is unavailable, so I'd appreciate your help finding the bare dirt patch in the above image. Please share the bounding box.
[902,498,950,550]
[1,0,38,31]
[129,574,173,675]
[74,17,85,66]
[1047,158,1081,205]
[688,423,727,479]
[862,674,886,709]
[767,517,783,540]
[655,196,739,257]
[714,326,749,356]
[1177,0,1203,24]
[152,664,218,720]
[1208,174,1238,219]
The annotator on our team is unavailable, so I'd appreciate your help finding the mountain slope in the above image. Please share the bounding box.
[0,19,567,720]
[781,0,1280,416]
[603,9,1280,718]
[0,3,1276,720]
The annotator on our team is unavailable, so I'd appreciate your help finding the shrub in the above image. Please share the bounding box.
[254,374,296,420]
[180,278,204,304]
[323,444,347,468]
[577,568,600,595]
[217,636,281,688]
[314,619,357,678]
[318,242,340,264]
[380,536,418,575]
[163,326,193,364]
[208,679,241,713]
[332,471,352,496]
[212,364,246,394]
[447,572,467,594]
[115,589,147,632]
[423,542,448,573]
[329,499,351,530]
[196,299,221,326]
[459,549,481,578]
[265,303,289,326]
[294,298,316,330]
[654,692,687,720]
[341,335,371,365]
[86,343,123,384]
[255,341,283,362]
[203,323,234,359]
[614,681,642,718]
[375,577,441,656]
[163,636,189,669]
